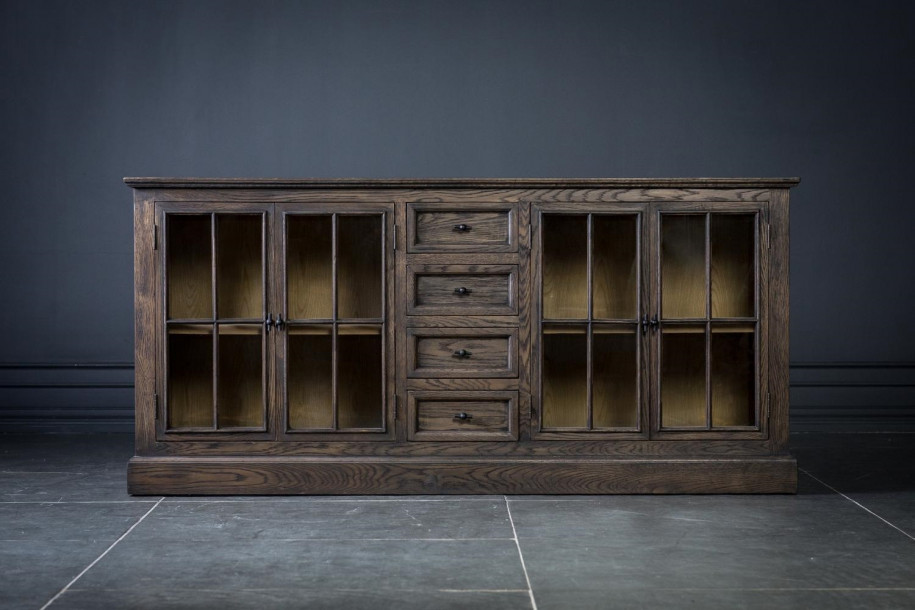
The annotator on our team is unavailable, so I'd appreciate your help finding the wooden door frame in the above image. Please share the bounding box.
[274,201,396,442]
[154,201,275,442]
[530,202,650,441]
[648,201,770,441]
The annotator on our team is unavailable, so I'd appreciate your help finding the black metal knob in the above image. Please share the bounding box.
[275,314,285,330]
[641,314,648,335]
[453,224,471,232]
[452,349,472,358]
[453,412,473,421]
[454,287,471,295]
[264,313,274,332]
[649,314,659,332]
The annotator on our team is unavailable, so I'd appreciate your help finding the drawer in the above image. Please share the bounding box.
[407,265,518,316]
[407,327,518,378]
[407,203,517,252]
[407,391,518,441]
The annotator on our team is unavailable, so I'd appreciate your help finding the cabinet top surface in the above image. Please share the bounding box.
[124,177,800,189]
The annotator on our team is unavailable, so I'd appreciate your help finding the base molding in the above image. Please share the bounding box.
[128,456,798,495]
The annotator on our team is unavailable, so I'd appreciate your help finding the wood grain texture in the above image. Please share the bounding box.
[133,192,156,452]
[407,391,517,441]
[407,327,518,378]
[407,265,518,316]
[407,202,517,253]
[141,188,786,208]
[128,456,798,495]
[125,177,800,189]
[138,437,780,457]
[285,215,333,320]
[769,189,791,453]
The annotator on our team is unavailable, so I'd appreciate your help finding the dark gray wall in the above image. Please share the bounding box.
[2,0,913,430]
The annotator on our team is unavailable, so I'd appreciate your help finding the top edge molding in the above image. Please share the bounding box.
[124,177,801,189]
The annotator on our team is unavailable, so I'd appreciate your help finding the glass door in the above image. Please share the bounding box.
[652,204,768,437]
[159,205,272,438]
[279,207,392,439]
[533,208,647,439]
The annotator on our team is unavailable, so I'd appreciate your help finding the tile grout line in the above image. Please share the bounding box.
[799,468,915,542]
[39,497,165,610]
[504,496,538,610]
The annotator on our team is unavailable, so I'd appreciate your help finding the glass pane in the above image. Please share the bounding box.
[543,215,587,319]
[338,215,383,319]
[216,325,263,428]
[593,327,638,428]
[167,215,212,319]
[167,325,213,428]
[337,325,383,429]
[661,214,706,319]
[593,215,638,319]
[712,325,756,427]
[711,214,755,318]
[287,325,333,430]
[542,325,587,428]
[287,216,332,319]
[216,215,262,319]
[660,326,706,428]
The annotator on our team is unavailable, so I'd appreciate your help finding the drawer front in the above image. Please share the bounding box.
[407,327,518,378]
[408,265,518,316]
[408,391,518,441]
[407,203,517,252]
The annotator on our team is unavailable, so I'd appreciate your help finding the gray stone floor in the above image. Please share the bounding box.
[1,433,913,609]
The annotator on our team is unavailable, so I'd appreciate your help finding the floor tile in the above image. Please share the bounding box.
[0,503,153,610]
[55,588,533,609]
[511,493,915,591]
[75,538,527,592]
[130,498,513,540]
[533,588,915,610]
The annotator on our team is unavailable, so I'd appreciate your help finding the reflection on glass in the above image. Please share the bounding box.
[661,214,706,319]
[711,214,755,318]
[287,325,333,430]
[593,215,638,320]
[216,325,263,428]
[287,216,333,319]
[712,326,755,427]
[337,325,383,429]
[592,327,638,428]
[338,216,382,319]
[216,215,262,319]
[660,327,706,427]
[542,325,587,428]
[167,325,213,428]
[543,215,587,319]
[167,215,212,319]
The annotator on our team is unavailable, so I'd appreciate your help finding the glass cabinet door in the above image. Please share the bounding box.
[656,209,763,433]
[162,210,269,435]
[537,211,644,436]
[282,212,387,436]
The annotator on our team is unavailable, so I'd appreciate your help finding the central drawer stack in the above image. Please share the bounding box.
[400,200,527,442]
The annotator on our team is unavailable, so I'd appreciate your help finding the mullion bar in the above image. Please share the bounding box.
[261,212,268,431]
[381,213,387,431]
[586,213,594,431]
[211,214,218,430]
[331,213,338,431]
[704,213,712,430]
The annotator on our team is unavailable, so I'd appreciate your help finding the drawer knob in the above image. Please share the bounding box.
[454,287,472,295]
[453,412,473,421]
[452,349,472,358]
[453,224,472,232]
